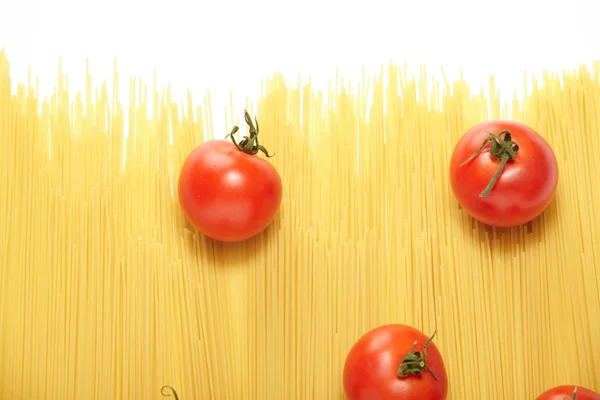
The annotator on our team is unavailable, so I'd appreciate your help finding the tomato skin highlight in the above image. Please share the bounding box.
[449,120,558,227]
[536,385,600,400]
[343,324,448,400]
[178,139,282,242]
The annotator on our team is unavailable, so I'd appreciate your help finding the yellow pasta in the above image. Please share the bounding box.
[1,49,599,399]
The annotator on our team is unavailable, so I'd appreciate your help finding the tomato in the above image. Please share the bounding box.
[343,324,448,400]
[449,120,558,227]
[178,110,282,242]
[536,385,600,400]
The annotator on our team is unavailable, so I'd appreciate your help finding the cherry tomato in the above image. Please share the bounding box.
[536,385,600,400]
[178,110,282,242]
[449,120,558,227]
[343,324,448,400]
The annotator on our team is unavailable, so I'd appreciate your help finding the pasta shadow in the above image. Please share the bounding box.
[180,214,281,267]
[476,198,560,254]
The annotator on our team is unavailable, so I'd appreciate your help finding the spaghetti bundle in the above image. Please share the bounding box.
[1,51,599,399]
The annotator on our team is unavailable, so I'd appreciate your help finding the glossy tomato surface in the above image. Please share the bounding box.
[536,385,600,400]
[178,140,282,242]
[449,120,558,227]
[343,324,448,400]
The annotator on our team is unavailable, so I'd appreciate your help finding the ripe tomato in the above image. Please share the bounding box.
[536,385,600,400]
[178,110,282,242]
[343,324,448,400]
[449,120,558,227]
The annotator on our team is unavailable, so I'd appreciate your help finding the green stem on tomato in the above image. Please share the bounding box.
[572,387,578,400]
[397,330,440,380]
[225,109,274,158]
[161,385,179,400]
[459,129,519,198]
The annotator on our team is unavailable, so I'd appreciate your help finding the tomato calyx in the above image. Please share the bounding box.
[570,387,578,400]
[160,385,179,400]
[460,130,520,197]
[397,330,440,380]
[225,109,274,158]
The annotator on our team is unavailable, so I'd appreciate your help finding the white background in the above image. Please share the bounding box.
[1,0,599,134]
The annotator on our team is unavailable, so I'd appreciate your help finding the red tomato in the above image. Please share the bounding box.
[178,110,282,242]
[449,120,558,227]
[536,385,600,400]
[343,324,448,400]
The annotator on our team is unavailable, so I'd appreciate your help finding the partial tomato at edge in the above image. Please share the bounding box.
[343,324,448,400]
[449,120,558,227]
[536,385,600,400]
[178,110,282,242]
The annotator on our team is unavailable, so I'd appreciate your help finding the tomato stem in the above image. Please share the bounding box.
[397,330,440,380]
[572,387,578,400]
[161,386,179,400]
[225,110,274,157]
[459,129,519,197]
